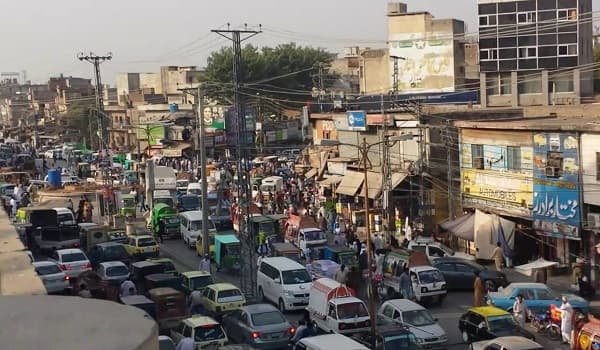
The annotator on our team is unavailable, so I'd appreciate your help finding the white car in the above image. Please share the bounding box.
[408,237,475,262]
[378,299,448,349]
[33,261,70,294]
[96,261,130,284]
[469,336,543,350]
[257,257,313,312]
[48,248,92,278]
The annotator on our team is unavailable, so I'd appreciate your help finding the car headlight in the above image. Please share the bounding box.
[415,338,425,344]
[284,290,295,297]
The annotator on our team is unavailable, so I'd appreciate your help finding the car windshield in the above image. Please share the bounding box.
[155,198,173,207]
[181,196,199,208]
[160,261,175,272]
[138,238,157,247]
[402,310,436,327]
[225,244,240,255]
[337,302,369,319]
[282,269,312,284]
[35,264,61,275]
[191,276,214,290]
[251,311,286,326]
[217,289,244,303]
[384,333,420,350]
[194,325,225,342]
[303,230,325,241]
[62,252,87,262]
[438,243,454,255]
[106,265,129,277]
[190,220,204,231]
[418,269,445,284]
[102,245,127,259]
[57,213,75,225]
[488,315,518,332]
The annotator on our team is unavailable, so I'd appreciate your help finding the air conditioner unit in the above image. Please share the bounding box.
[545,167,560,178]
[473,157,484,170]
[588,213,600,229]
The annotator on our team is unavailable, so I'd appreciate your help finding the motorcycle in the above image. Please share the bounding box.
[529,306,561,340]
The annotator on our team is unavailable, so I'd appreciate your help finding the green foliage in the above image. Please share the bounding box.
[64,100,97,148]
[203,42,336,105]
[595,46,600,93]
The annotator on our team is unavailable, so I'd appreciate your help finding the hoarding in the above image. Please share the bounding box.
[462,169,532,215]
[346,111,366,131]
[532,133,581,239]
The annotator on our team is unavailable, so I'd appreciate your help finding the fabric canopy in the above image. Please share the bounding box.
[440,213,475,241]
[359,171,383,199]
[515,258,559,277]
[335,171,364,196]
[319,175,343,186]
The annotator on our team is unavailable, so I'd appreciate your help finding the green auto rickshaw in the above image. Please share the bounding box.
[214,234,241,272]
[151,203,180,239]
[119,194,137,218]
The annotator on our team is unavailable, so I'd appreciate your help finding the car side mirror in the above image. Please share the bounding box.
[274,278,281,284]
[477,322,486,330]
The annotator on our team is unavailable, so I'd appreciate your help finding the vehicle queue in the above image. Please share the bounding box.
[3,141,597,350]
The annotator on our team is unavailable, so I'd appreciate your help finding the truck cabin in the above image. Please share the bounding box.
[153,190,174,208]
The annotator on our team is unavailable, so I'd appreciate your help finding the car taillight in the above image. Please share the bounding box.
[64,275,70,281]
[73,243,79,248]
[288,327,295,334]
[84,262,91,269]
[60,264,71,271]
[251,331,261,339]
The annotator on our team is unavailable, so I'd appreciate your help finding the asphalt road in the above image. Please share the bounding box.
[156,235,572,350]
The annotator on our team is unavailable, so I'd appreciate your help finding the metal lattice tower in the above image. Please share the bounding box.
[212,25,261,301]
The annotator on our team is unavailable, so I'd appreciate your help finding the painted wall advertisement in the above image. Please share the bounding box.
[389,34,455,93]
[532,133,581,239]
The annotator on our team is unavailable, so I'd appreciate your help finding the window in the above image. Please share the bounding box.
[507,146,521,171]
[472,144,484,170]
[183,325,192,337]
[517,11,536,24]
[519,47,537,58]
[479,14,497,27]
[500,73,512,95]
[251,311,286,326]
[558,44,577,56]
[480,49,498,61]
[429,247,445,258]
[322,130,331,139]
[557,8,577,21]
[596,153,600,181]
[518,72,542,94]
[546,151,563,178]
[382,305,395,318]
[486,74,500,96]
[435,263,455,272]
[535,288,556,300]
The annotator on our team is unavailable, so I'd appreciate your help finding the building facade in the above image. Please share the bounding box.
[478,0,594,107]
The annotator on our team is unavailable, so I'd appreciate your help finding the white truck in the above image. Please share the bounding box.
[306,278,370,335]
[260,176,283,194]
[148,166,177,209]
[297,228,327,258]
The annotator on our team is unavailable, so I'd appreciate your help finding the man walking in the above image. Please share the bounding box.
[157,218,165,243]
[473,271,485,307]
[334,264,349,284]
[399,266,413,300]
[560,296,574,345]
[512,294,528,327]
[491,242,504,271]
[199,254,211,273]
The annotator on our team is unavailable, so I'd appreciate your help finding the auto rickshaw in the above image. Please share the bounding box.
[323,245,359,269]
[151,203,180,239]
[144,273,183,293]
[146,258,177,275]
[75,270,120,301]
[572,314,600,350]
[120,295,157,320]
[147,287,187,333]
[214,234,241,272]
[77,162,91,178]
[195,230,216,257]
[271,242,302,263]
[79,223,110,252]
[119,194,137,218]
[131,261,166,293]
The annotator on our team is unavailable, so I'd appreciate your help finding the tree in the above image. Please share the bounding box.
[64,100,97,149]
[203,43,337,106]
[595,46,600,93]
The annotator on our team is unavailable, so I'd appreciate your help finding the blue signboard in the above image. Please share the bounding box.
[346,111,366,131]
[532,133,581,239]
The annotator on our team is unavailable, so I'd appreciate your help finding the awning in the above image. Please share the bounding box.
[440,213,475,241]
[304,168,317,179]
[391,172,408,189]
[335,171,364,196]
[515,258,559,277]
[318,175,343,186]
[359,171,383,199]
[161,142,191,157]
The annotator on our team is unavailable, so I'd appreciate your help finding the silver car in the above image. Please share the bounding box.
[221,304,294,350]
[49,248,92,278]
[33,261,70,294]
[96,261,130,284]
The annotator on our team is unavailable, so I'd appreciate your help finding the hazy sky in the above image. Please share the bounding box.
[0,0,597,84]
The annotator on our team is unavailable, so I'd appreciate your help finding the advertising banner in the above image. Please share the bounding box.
[532,133,581,239]
[346,111,366,131]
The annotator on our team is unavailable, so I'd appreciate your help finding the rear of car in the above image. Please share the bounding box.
[131,236,160,259]
[249,308,294,349]
[99,262,130,284]
[33,261,70,294]
[53,249,92,278]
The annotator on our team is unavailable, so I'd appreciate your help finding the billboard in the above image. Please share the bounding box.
[346,111,366,131]
[136,124,165,146]
[532,133,581,239]
[389,34,455,93]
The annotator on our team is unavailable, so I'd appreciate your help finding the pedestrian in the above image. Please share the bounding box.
[199,254,211,273]
[9,197,16,218]
[399,266,413,300]
[78,284,92,298]
[189,289,205,315]
[120,278,137,297]
[405,222,413,241]
[334,264,349,284]
[67,198,74,213]
[176,337,196,350]
[157,218,165,243]
[291,319,307,344]
[512,294,528,328]
[491,242,504,271]
[372,232,383,253]
[560,296,574,345]
[139,192,146,213]
[473,271,485,307]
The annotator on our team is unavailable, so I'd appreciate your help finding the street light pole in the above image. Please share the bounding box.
[361,137,377,338]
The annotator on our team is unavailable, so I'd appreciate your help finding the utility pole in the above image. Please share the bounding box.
[197,87,209,256]
[417,102,426,230]
[381,94,393,232]
[212,24,261,301]
[318,63,325,113]
[78,52,113,224]
[445,120,453,220]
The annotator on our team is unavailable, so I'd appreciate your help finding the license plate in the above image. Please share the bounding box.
[268,332,284,339]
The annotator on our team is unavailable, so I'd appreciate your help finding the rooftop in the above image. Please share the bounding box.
[454,116,600,132]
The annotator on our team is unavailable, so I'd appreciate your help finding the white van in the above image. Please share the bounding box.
[295,334,368,350]
[53,208,75,226]
[187,183,201,196]
[179,211,216,248]
[257,257,312,313]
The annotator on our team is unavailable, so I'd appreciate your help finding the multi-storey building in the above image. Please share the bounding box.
[478,0,594,107]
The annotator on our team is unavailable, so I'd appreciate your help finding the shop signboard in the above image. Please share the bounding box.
[532,133,581,239]
[461,169,532,216]
[346,111,366,131]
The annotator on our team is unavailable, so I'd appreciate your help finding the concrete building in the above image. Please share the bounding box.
[478,0,594,107]
[387,2,466,93]
[359,48,391,95]
[115,72,161,105]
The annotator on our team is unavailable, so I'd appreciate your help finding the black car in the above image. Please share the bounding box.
[432,257,507,291]
[458,307,535,343]
[177,194,201,212]
[88,242,131,268]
